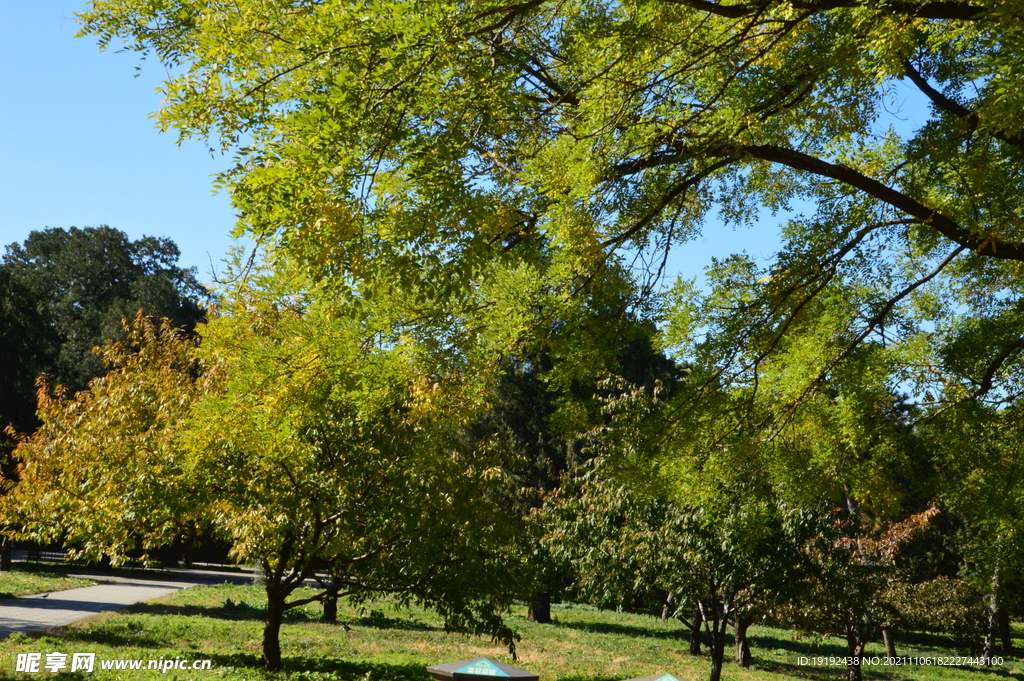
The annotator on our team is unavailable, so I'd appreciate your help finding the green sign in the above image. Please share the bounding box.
[456,660,510,677]
[654,675,679,681]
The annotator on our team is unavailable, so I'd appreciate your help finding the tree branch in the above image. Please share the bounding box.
[469,0,548,36]
[904,60,1024,152]
[771,245,966,437]
[973,335,1024,399]
[660,0,985,20]
[743,144,1024,261]
[903,60,972,118]
[600,156,736,249]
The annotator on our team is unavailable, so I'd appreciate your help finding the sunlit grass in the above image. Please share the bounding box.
[0,583,1020,680]
[0,566,95,599]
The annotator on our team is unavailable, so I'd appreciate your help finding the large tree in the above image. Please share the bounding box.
[77,0,1024,398]
[0,226,208,439]
[1,254,523,671]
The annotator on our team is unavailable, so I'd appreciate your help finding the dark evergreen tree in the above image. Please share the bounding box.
[2,226,208,395]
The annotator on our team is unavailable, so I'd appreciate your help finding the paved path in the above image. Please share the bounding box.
[0,568,257,639]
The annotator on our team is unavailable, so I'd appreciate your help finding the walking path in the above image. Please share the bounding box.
[0,566,257,639]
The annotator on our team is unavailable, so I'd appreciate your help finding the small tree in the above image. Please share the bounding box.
[545,455,803,681]
[1,314,207,560]
[772,505,941,681]
[189,268,521,668]
[3,267,522,670]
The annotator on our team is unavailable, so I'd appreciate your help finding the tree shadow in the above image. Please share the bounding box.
[52,624,166,649]
[753,659,899,681]
[120,601,267,622]
[112,600,437,630]
[549,620,688,640]
[203,652,433,680]
[897,630,979,653]
[746,633,848,657]
[353,613,436,632]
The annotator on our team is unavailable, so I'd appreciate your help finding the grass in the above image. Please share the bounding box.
[0,583,1021,681]
[0,565,95,599]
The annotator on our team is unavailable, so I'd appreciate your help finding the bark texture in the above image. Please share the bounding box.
[688,602,703,655]
[528,591,552,623]
[734,615,752,667]
[882,627,898,659]
[263,594,285,671]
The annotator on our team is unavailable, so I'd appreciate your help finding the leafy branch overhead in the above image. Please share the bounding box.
[78,0,1024,397]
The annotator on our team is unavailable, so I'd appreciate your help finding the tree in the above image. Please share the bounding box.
[76,0,1024,410]
[545,454,808,681]
[776,505,943,681]
[0,315,208,563]
[2,254,524,671]
[924,402,1024,664]
[474,275,683,624]
[0,226,209,464]
[2,226,207,392]
[0,267,56,485]
[189,262,522,669]
[0,226,209,568]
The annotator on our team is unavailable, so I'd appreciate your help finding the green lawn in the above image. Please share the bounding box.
[0,567,95,599]
[0,583,1020,680]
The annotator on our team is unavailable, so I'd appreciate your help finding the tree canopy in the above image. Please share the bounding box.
[0,226,208,449]
[10,2,1024,677]
[77,0,1024,425]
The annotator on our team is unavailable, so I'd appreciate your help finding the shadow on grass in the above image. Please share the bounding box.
[123,599,327,621]
[746,633,848,657]
[549,620,688,640]
[102,601,437,631]
[54,624,167,649]
[354,613,436,632]
[203,652,435,680]
[897,630,980,653]
[123,601,268,622]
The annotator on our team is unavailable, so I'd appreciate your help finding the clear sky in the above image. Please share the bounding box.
[0,1,240,285]
[0,2,931,292]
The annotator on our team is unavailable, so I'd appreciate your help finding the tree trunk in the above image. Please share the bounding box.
[528,591,552,623]
[998,608,1012,654]
[709,636,725,681]
[661,592,675,621]
[882,627,897,659]
[845,635,865,681]
[0,536,11,571]
[688,602,702,655]
[322,575,339,623]
[323,591,338,623]
[263,592,286,671]
[734,614,752,667]
[707,595,731,681]
[983,567,1000,666]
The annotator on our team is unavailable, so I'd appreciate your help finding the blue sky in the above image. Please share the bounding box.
[0,1,779,291]
[0,2,239,284]
[1,2,931,292]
